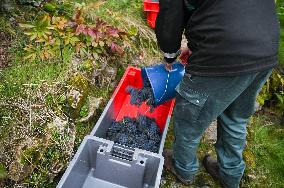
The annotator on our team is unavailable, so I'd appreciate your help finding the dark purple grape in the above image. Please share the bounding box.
[126,78,156,109]
[105,115,162,153]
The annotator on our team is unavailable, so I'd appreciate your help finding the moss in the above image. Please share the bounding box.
[20,146,41,165]
[116,65,126,80]
[3,1,281,188]
[243,149,256,169]
[0,16,16,36]
[68,72,89,93]
[277,0,284,65]
[45,93,54,107]
[67,72,90,118]
[74,121,93,149]
[78,60,94,73]
[0,59,69,98]
[79,102,89,118]
[163,120,174,149]
[0,164,8,180]
[0,0,157,187]
[20,129,71,186]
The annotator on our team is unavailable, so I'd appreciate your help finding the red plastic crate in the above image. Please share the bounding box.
[111,66,175,132]
[144,0,159,28]
[146,11,158,29]
[144,0,159,12]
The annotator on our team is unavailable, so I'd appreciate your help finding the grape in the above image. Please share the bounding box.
[126,78,156,109]
[106,115,162,152]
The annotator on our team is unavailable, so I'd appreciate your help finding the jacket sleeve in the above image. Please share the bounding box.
[155,0,193,62]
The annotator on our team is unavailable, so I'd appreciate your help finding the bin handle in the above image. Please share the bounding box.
[110,144,135,161]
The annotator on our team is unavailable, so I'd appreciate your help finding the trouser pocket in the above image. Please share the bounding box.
[175,86,208,124]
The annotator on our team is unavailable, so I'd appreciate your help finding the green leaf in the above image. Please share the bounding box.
[128,25,138,36]
[43,3,56,12]
[276,93,284,104]
[70,37,80,46]
[24,53,37,62]
[95,48,102,54]
[30,33,38,41]
[19,23,35,29]
[99,41,105,47]
[24,31,33,36]
[47,26,55,30]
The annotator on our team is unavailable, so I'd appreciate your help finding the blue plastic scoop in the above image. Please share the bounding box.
[141,62,185,106]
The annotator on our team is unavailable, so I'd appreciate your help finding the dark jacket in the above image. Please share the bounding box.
[155,0,280,76]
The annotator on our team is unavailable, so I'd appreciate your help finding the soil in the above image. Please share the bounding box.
[204,121,217,143]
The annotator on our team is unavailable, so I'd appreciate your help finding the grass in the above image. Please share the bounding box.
[279,28,284,66]
[277,0,284,65]
[1,6,87,187]
[0,164,7,180]
[0,42,73,98]
[0,17,16,36]
[0,59,70,97]
[245,113,284,187]
[161,111,284,188]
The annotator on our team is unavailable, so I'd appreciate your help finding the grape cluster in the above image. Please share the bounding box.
[126,78,155,112]
[106,115,161,153]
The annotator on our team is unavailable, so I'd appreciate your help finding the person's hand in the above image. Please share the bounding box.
[163,60,172,71]
[179,47,191,65]
[163,56,176,71]
[162,49,182,71]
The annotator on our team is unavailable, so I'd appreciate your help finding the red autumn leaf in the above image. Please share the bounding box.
[75,24,85,35]
[106,26,120,38]
[94,18,107,30]
[95,31,104,42]
[74,9,84,24]
[88,28,104,41]
[110,42,123,54]
[75,9,81,20]
[75,24,88,35]
[87,27,95,38]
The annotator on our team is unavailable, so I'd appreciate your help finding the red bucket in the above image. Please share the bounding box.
[144,0,159,12]
[146,11,158,28]
[144,0,160,28]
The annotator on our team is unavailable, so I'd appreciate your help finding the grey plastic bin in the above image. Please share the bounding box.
[57,67,175,188]
[57,136,164,188]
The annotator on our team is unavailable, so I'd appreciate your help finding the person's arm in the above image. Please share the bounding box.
[155,0,194,66]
